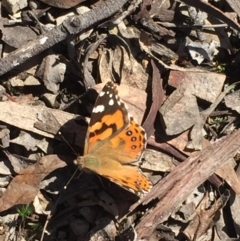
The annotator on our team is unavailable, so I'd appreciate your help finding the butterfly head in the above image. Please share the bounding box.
[75,155,98,170]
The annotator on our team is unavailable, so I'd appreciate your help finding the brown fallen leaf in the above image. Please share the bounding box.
[142,60,165,138]
[160,81,238,151]
[224,89,240,113]
[142,149,175,173]
[0,155,66,212]
[160,85,203,149]
[34,109,62,135]
[160,86,199,135]
[0,101,86,147]
[215,161,240,195]
[38,0,86,8]
[168,70,225,103]
[0,18,38,48]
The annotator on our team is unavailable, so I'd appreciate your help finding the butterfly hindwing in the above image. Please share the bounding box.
[109,116,147,163]
[91,116,146,163]
[85,156,151,194]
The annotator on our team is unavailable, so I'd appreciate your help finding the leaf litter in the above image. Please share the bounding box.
[0,0,240,240]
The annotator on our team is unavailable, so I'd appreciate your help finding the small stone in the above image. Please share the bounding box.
[29,0,42,10]
[24,75,41,86]
[2,0,28,14]
[42,93,58,108]
[9,77,24,87]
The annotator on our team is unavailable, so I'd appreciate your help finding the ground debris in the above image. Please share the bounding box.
[0,0,240,240]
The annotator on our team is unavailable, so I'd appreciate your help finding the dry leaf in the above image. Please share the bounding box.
[0,155,66,212]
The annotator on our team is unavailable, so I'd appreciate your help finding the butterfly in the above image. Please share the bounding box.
[75,81,152,196]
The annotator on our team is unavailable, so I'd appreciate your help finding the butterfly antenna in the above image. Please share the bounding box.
[58,131,78,156]
[64,168,79,189]
[58,131,80,189]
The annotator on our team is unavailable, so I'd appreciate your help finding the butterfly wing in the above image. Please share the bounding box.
[79,116,151,194]
[85,156,152,194]
[109,116,146,163]
[84,82,129,155]
[92,116,146,164]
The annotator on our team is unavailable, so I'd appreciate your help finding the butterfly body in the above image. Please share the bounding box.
[76,82,152,195]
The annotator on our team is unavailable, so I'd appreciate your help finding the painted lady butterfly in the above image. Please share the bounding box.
[75,81,152,195]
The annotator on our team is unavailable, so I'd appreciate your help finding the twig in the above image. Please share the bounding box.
[142,60,164,138]
[201,81,240,120]
[181,0,240,32]
[158,22,228,29]
[131,128,240,238]
[0,0,130,76]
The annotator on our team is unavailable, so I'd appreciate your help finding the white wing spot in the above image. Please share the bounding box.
[109,99,114,106]
[109,94,113,98]
[93,105,105,113]
[99,91,105,97]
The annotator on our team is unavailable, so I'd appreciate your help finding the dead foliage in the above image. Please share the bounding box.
[0,0,240,240]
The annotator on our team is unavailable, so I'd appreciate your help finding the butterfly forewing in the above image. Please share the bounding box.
[84,82,129,154]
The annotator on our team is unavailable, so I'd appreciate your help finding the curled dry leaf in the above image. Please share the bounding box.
[4,151,31,174]
[33,193,51,215]
[97,32,148,91]
[187,41,219,64]
[40,54,67,94]
[0,155,66,212]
